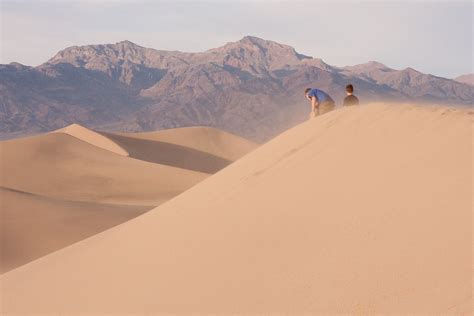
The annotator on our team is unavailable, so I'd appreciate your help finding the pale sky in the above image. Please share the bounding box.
[1,0,472,78]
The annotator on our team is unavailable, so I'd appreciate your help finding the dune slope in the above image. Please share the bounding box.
[112,126,258,161]
[0,125,255,273]
[0,187,150,273]
[1,104,471,314]
[55,123,129,156]
[0,132,208,205]
[102,133,232,173]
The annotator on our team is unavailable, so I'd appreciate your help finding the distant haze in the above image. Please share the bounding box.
[1,0,472,79]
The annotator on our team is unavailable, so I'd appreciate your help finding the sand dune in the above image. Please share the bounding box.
[0,125,255,273]
[0,187,150,274]
[0,124,256,204]
[1,104,471,314]
[113,126,259,161]
[103,133,232,173]
[54,123,129,156]
[0,132,207,205]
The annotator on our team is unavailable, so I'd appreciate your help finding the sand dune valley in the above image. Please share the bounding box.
[0,103,472,314]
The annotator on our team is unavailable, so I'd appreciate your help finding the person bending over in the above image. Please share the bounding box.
[304,88,335,118]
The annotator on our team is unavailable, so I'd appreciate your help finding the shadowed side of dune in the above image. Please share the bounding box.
[116,126,258,161]
[103,133,232,173]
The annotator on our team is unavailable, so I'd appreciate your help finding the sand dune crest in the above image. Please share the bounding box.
[54,123,129,156]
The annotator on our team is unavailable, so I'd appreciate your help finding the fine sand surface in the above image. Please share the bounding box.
[0,132,207,205]
[55,123,130,156]
[0,125,255,273]
[0,126,255,205]
[0,187,150,274]
[1,104,471,314]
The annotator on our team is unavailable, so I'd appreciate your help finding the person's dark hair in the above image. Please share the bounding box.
[345,84,354,93]
[304,88,311,94]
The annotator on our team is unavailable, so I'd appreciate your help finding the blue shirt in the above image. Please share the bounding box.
[307,88,334,103]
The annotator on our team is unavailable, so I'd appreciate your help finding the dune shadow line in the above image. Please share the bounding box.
[103,133,232,174]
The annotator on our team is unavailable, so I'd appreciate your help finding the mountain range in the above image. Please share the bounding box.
[1,36,472,141]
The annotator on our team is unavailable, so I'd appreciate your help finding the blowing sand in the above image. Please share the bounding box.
[0,125,255,273]
[0,104,471,314]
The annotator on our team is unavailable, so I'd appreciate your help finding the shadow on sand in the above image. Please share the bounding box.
[104,133,232,174]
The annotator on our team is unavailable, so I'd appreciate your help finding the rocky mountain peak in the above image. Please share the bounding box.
[46,40,148,67]
[341,61,392,77]
[206,36,311,73]
[403,67,421,74]
[213,36,306,57]
[365,61,389,69]
[115,40,140,47]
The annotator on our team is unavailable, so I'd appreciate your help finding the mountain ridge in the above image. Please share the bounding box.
[1,36,472,141]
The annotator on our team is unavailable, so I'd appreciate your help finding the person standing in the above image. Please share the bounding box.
[304,88,335,118]
[343,84,359,106]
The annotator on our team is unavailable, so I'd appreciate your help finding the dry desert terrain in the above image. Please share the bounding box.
[0,125,255,273]
[0,103,472,314]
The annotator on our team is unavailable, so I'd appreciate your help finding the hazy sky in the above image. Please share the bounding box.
[1,0,472,78]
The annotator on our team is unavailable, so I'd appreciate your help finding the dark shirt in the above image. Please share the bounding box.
[343,95,359,106]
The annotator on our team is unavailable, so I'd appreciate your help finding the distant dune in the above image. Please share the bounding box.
[1,125,255,204]
[0,125,255,273]
[1,104,470,314]
[55,123,129,156]
[112,126,258,161]
[0,130,207,205]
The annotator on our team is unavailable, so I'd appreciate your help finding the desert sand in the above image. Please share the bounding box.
[1,104,471,314]
[55,123,130,156]
[0,125,255,273]
[0,187,150,274]
[111,126,258,162]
